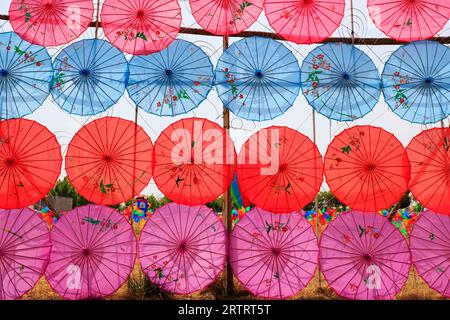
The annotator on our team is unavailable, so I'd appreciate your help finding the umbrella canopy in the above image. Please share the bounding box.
[0,31,53,119]
[237,126,323,213]
[9,0,94,47]
[0,118,62,209]
[406,128,450,215]
[189,0,263,35]
[153,117,236,205]
[50,39,129,116]
[127,39,214,117]
[382,40,450,124]
[229,207,318,299]
[215,36,301,121]
[410,210,449,297]
[368,0,450,42]
[264,0,345,44]
[0,208,51,300]
[324,125,410,212]
[101,0,181,55]
[139,203,226,294]
[65,117,153,205]
[45,205,136,300]
[301,43,381,121]
[320,211,411,300]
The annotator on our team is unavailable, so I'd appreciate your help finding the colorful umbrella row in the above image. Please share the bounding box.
[8,1,450,51]
[2,30,450,124]
[1,204,448,300]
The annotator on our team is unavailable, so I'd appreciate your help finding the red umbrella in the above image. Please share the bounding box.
[153,117,236,205]
[65,117,154,205]
[237,126,323,213]
[406,128,450,215]
[9,0,94,46]
[264,0,345,44]
[324,125,410,212]
[0,118,62,209]
[101,0,181,55]
[189,0,263,35]
[368,0,450,42]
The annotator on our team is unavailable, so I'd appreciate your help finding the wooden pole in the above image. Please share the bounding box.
[312,110,321,292]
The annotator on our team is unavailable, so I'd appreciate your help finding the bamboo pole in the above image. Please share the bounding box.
[312,110,321,292]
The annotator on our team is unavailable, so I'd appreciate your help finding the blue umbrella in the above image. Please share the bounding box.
[127,39,213,116]
[0,32,53,119]
[301,43,381,121]
[382,41,450,124]
[51,39,128,116]
[215,36,300,121]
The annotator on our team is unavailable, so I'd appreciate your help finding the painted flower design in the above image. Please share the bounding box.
[391,70,411,109]
[304,53,331,98]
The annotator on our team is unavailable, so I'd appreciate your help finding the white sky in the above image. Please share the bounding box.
[0,0,449,196]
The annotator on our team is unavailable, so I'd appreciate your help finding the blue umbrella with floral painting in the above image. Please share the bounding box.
[215,36,300,121]
[0,31,53,119]
[301,43,381,122]
[51,38,128,116]
[127,39,213,116]
[382,41,450,124]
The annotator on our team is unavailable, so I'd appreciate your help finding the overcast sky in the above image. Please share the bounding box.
[1,0,449,196]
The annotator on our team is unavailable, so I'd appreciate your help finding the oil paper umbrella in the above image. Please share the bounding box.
[9,0,94,47]
[65,117,153,205]
[264,0,345,44]
[301,43,381,121]
[320,211,411,300]
[0,208,51,300]
[410,211,449,297]
[406,128,450,215]
[0,31,53,119]
[51,39,128,116]
[127,39,214,116]
[368,0,450,42]
[189,0,263,35]
[153,117,236,205]
[237,126,323,213]
[0,118,62,209]
[101,0,181,55]
[382,41,450,124]
[45,205,136,300]
[324,125,411,212]
[215,36,301,121]
[229,207,318,299]
[139,203,226,294]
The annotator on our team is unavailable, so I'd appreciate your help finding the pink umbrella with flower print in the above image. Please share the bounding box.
[410,211,449,297]
[320,211,411,300]
[45,205,136,300]
[229,207,318,299]
[139,203,226,294]
[0,208,51,300]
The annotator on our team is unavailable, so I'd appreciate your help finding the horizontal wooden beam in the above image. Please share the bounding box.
[1,14,449,45]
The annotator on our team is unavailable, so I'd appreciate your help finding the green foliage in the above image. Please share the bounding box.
[304,191,346,211]
[48,177,90,208]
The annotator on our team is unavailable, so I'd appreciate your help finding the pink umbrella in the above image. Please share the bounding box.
[410,211,449,297]
[320,211,411,300]
[0,208,51,300]
[229,207,318,299]
[139,203,226,294]
[45,205,136,300]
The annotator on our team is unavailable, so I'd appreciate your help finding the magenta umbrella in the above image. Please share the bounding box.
[229,207,318,299]
[320,211,411,300]
[45,205,136,300]
[410,211,449,297]
[0,208,51,300]
[139,203,226,294]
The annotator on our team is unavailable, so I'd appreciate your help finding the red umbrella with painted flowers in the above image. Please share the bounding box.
[9,0,94,46]
[101,0,181,55]
[237,126,323,213]
[65,117,153,205]
[153,117,236,205]
[0,118,62,209]
[324,125,410,212]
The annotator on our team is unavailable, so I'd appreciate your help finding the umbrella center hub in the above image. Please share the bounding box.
[44,2,54,10]
[82,248,90,256]
[423,77,434,87]
[102,154,113,163]
[271,247,281,256]
[165,69,173,77]
[302,0,313,6]
[136,9,145,18]
[0,69,9,78]
[255,70,263,79]
[364,253,374,262]
[342,72,351,81]
[79,69,90,77]
[178,241,188,252]
[4,158,16,167]
[365,162,377,172]
[279,163,288,173]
